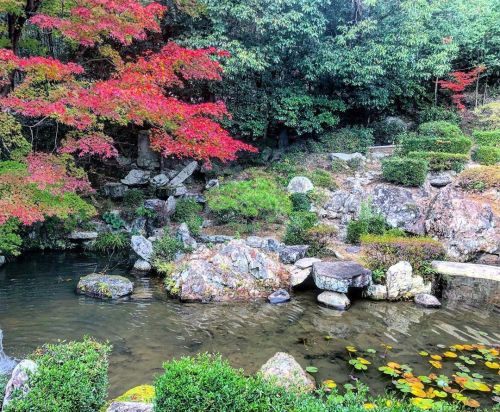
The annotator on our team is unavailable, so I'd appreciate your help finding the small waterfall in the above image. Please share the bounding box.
[0,329,16,375]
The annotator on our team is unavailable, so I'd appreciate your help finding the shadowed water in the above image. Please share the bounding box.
[0,252,498,398]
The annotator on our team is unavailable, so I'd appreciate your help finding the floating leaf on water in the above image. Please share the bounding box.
[379,366,400,377]
[493,384,500,395]
[358,357,371,365]
[485,361,500,369]
[343,383,355,391]
[366,348,377,354]
[429,360,442,369]
[322,379,337,389]
[471,372,484,379]
[443,351,457,358]
[410,387,427,398]
[346,345,357,353]
[434,390,447,398]
[459,355,475,365]
[430,354,442,361]
[419,351,429,357]
[387,362,401,369]
[418,376,432,384]
[410,398,434,410]
[306,366,318,373]
[324,335,333,341]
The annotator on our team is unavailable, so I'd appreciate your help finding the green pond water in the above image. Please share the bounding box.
[0,252,498,403]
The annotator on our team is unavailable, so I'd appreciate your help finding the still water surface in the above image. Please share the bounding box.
[0,252,498,398]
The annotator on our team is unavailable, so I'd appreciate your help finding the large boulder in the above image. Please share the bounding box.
[167,240,289,302]
[385,261,413,300]
[150,173,169,188]
[279,245,309,264]
[168,161,198,188]
[312,261,371,293]
[107,402,152,412]
[287,176,313,194]
[259,352,315,393]
[76,274,133,299]
[414,293,441,308]
[2,360,37,409]
[131,235,153,262]
[121,170,151,186]
[425,186,499,261]
[137,130,159,170]
[103,182,128,199]
[176,223,197,249]
[317,291,350,310]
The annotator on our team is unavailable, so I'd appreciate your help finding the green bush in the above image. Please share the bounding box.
[309,169,337,189]
[372,117,409,145]
[318,126,374,154]
[408,151,468,172]
[418,121,463,139]
[123,189,144,209]
[0,219,22,256]
[0,373,8,406]
[5,338,110,412]
[303,224,337,256]
[91,232,129,254]
[382,157,428,186]
[207,178,292,223]
[417,106,460,125]
[290,193,311,212]
[346,220,368,244]
[152,231,185,263]
[283,211,318,245]
[102,212,126,230]
[400,135,472,155]
[361,234,445,278]
[172,198,203,223]
[473,129,500,147]
[473,145,500,165]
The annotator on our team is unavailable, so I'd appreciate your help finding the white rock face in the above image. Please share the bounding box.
[287,176,314,194]
[364,284,388,300]
[294,258,321,270]
[385,261,413,300]
[121,170,151,186]
[133,259,152,272]
[317,291,351,310]
[290,267,311,287]
[260,352,315,393]
[131,235,153,262]
[2,359,38,409]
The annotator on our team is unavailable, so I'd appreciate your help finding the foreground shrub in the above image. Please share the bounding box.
[400,135,472,155]
[309,169,337,189]
[91,232,128,254]
[207,178,292,223]
[361,234,445,278]
[152,230,185,263]
[458,165,500,192]
[408,151,468,172]
[172,198,203,235]
[382,157,428,186]
[290,193,311,212]
[473,129,500,147]
[304,224,337,256]
[418,121,463,139]
[5,338,110,412]
[346,201,387,244]
[318,126,374,154]
[284,211,318,245]
[123,188,144,209]
[472,145,500,165]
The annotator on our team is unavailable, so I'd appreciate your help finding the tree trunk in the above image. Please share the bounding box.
[434,77,439,106]
[278,128,289,150]
[475,74,480,109]
[8,0,42,55]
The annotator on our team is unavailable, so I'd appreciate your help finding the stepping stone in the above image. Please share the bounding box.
[317,291,350,311]
[415,293,441,308]
[312,261,371,293]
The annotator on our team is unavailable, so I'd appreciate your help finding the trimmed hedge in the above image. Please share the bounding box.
[4,338,110,412]
[418,121,463,139]
[407,151,468,172]
[318,126,374,154]
[472,145,500,165]
[361,234,445,278]
[400,135,472,155]
[381,157,428,186]
[473,129,500,147]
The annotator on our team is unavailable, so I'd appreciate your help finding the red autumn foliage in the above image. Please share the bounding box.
[438,67,485,111]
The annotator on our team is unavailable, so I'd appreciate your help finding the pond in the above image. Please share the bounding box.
[0,252,498,404]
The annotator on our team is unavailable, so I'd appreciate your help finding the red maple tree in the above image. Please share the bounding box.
[438,67,485,111]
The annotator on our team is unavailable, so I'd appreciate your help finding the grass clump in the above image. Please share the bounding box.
[361,234,445,278]
[91,232,128,254]
[457,165,500,192]
[123,189,145,209]
[207,178,291,223]
[172,198,203,235]
[152,230,185,263]
[4,338,110,412]
[382,157,428,187]
[346,201,387,244]
[290,193,311,212]
[284,211,318,245]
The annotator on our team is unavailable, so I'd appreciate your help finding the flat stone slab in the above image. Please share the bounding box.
[76,274,133,299]
[431,261,500,308]
[317,291,350,310]
[312,261,371,293]
[294,258,321,270]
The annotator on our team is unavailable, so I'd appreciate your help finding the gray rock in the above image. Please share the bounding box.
[150,173,169,188]
[287,176,314,194]
[137,130,160,170]
[246,236,268,249]
[268,289,290,304]
[260,352,315,393]
[205,179,219,189]
[173,184,188,197]
[0,256,5,267]
[144,199,164,210]
[290,267,311,287]
[116,156,133,167]
[165,196,176,217]
[330,152,366,163]
[294,258,321,270]
[131,235,153,262]
[168,240,289,302]
[133,259,152,272]
[67,231,98,241]
[266,238,283,253]
[177,223,197,249]
[364,284,388,300]
[429,171,453,188]
[107,402,153,412]
[129,217,147,235]
[198,234,234,244]
[279,245,309,264]
[103,182,129,199]
[414,293,441,308]
[312,261,371,293]
[121,170,151,186]
[317,291,350,310]
[385,261,413,300]
[2,359,37,409]
[76,274,133,299]
[168,161,198,187]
